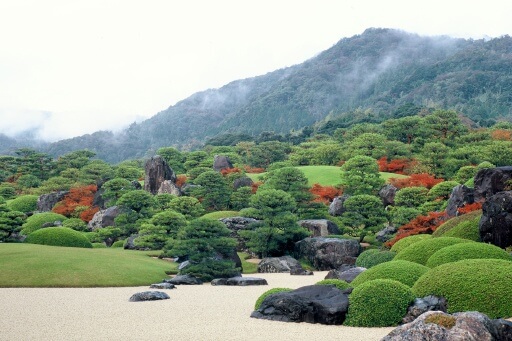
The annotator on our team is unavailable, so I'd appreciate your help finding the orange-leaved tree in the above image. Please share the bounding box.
[386,211,448,247]
[52,184,98,222]
[309,183,342,204]
[389,173,443,189]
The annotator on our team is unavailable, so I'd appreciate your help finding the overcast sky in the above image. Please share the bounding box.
[1,0,511,141]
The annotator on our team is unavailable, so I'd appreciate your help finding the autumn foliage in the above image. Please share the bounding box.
[386,211,448,247]
[491,129,512,141]
[251,181,263,194]
[309,183,342,204]
[457,202,482,215]
[243,165,265,173]
[389,173,444,189]
[52,185,98,222]
[220,167,242,176]
[377,157,410,174]
[175,174,188,188]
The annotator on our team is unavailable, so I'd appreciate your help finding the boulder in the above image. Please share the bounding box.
[123,234,149,251]
[220,216,260,251]
[375,225,397,242]
[233,176,254,190]
[492,318,512,341]
[298,219,341,237]
[474,166,512,202]
[163,274,203,285]
[157,180,182,196]
[251,285,350,325]
[446,184,475,217]
[294,237,361,270]
[211,277,267,286]
[379,184,397,207]
[144,156,177,195]
[129,291,170,302]
[328,195,350,216]
[213,155,233,172]
[290,268,314,276]
[258,256,302,273]
[382,311,501,341]
[36,191,68,212]
[402,295,448,324]
[149,283,176,289]
[479,191,512,248]
[87,206,120,231]
[92,187,106,209]
[324,267,366,283]
[131,181,142,190]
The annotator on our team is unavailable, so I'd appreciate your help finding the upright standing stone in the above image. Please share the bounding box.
[213,155,233,172]
[144,156,177,195]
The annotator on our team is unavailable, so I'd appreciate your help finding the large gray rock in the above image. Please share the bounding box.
[87,206,120,231]
[492,318,512,341]
[479,191,512,248]
[474,166,512,202]
[328,195,350,216]
[163,274,203,285]
[294,237,361,270]
[233,176,254,190]
[324,267,366,283]
[144,156,177,195]
[123,234,149,250]
[251,285,350,325]
[376,225,397,242]
[220,216,260,251]
[298,219,341,237]
[36,191,68,212]
[213,155,233,172]
[446,184,475,217]
[382,311,501,341]
[402,295,447,324]
[157,180,181,196]
[211,277,267,286]
[149,283,176,289]
[379,184,397,207]
[129,291,170,302]
[258,256,302,273]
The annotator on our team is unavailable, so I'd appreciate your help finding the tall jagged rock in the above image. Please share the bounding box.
[36,191,68,212]
[445,184,474,217]
[474,166,512,202]
[144,156,177,195]
[479,191,512,248]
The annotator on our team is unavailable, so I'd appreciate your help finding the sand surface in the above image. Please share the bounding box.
[0,271,394,341]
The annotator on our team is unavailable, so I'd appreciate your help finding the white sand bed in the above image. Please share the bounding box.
[0,271,394,341]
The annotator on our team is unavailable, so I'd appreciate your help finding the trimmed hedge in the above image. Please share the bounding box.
[345,279,415,327]
[25,227,93,248]
[21,212,68,235]
[413,259,512,318]
[111,239,125,248]
[438,219,480,241]
[393,237,473,265]
[254,288,293,310]
[355,249,396,268]
[6,195,38,213]
[390,234,431,254]
[432,210,482,237]
[315,279,351,291]
[350,260,429,288]
[426,242,512,268]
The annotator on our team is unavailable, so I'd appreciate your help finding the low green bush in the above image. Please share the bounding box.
[356,249,396,268]
[439,219,480,241]
[393,237,473,265]
[413,259,512,318]
[6,195,38,213]
[92,243,107,248]
[432,210,482,237]
[25,227,93,248]
[351,260,429,287]
[390,234,431,253]
[21,212,68,235]
[345,279,415,327]
[315,279,351,291]
[62,218,87,231]
[111,239,126,248]
[426,242,512,268]
[254,287,293,310]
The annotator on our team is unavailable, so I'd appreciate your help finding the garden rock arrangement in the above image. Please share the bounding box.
[129,291,170,302]
[479,191,512,248]
[378,184,397,207]
[36,191,68,212]
[212,155,233,172]
[445,184,474,217]
[327,194,349,216]
[474,166,512,202]
[163,274,203,285]
[251,285,350,325]
[220,216,260,251]
[324,266,366,283]
[149,283,176,289]
[401,295,447,324]
[257,256,302,273]
[143,155,177,195]
[294,237,361,270]
[297,219,340,237]
[87,205,120,230]
[211,276,268,286]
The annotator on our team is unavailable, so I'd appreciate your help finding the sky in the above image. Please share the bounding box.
[1,0,511,141]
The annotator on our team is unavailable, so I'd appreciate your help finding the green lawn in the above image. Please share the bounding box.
[247,165,408,186]
[0,243,175,287]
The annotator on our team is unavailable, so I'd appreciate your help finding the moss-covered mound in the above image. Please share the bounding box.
[345,279,415,327]
[315,279,351,291]
[6,195,38,213]
[439,219,480,241]
[390,234,431,254]
[413,259,512,318]
[426,242,512,268]
[393,237,473,265]
[25,227,93,248]
[254,287,293,310]
[350,260,429,288]
[21,212,68,235]
[432,210,482,237]
[355,249,396,268]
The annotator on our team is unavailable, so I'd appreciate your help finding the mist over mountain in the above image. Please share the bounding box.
[5,28,512,162]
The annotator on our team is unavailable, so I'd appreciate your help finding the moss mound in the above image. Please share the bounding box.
[6,195,38,213]
[390,234,431,253]
[393,237,473,265]
[254,288,293,310]
[351,260,429,287]
[345,279,415,327]
[356,249,396,268]
[21,212,68,235]
[439,219,480,241]
[315,279,351,291]
[426,242,512,268]
[432,210,482,237]
[25,227,93,248]
[413,259,512,318]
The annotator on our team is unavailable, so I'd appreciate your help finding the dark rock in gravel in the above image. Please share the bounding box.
[129,291,170,302]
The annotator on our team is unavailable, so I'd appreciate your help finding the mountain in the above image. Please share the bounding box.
[40,28,512,162]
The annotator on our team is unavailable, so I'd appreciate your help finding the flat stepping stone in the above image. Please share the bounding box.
[150,283,176,289]
[129,291,170,302]
[163,274,203,285]
[211,277,268,286]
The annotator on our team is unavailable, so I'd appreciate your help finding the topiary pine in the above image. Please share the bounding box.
[355,249,396,268]
[25,227,93,248]
[350,260,429,288]
[390,234,431,253]
[426,242,512,268]
[393,237,473,265]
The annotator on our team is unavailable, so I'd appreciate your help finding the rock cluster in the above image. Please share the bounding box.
[294,237,361,270]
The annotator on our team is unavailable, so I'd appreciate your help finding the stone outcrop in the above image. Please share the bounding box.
[213,155,233,172]
[149,283,176,289]
[233,176,254,190]
[479,191,512,248]
[328,195,350,216]
[129,291,170,302]
[402,295,448,324]
[157,180,181,196]
[324,266,366,283]
[379,184,397,207]
[290,268,314,276]
[258,256,302,273]
[220,216,260,251]
[36,191,68,212]
[294,237,361,270]
[163,274,203,285]
[251,285,350,325]
[474,166,512,202]
[211,277,268,286]
[446,184,475,217]
[144,156,177,195]
[375,225,397,242]
[298,219,340,237]
[87,206,120,231]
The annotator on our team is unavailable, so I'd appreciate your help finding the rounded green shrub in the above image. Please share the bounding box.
[111,239,126,248]
[25,227,93,248]
[6,195,38,213]
[315,279,351,291]
[92,242,107,248]
[432,210,482,237]
[437,219,480,242]
[426,242,512,268]
[21,212,68,235]
[345,279,415,327]
[356,249,396,268]
[393,237,473,265]
[254,287,293,310]
[390,234,431,254]
[62,218,87,231]
[351,260,429,288]
[413,259,512,318]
